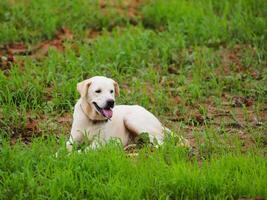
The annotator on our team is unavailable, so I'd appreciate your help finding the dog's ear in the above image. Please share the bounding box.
[77,79,92,98]
[113,81,120,97]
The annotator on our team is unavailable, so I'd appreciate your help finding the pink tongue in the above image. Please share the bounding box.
[102,109,113,118]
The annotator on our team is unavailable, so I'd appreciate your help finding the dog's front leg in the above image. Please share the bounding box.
[66,130,85,152]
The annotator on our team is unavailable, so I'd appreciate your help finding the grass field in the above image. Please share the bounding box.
[0,0,267,199]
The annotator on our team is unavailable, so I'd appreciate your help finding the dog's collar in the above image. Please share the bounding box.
[80,104,108,124]
[91,119,108,124]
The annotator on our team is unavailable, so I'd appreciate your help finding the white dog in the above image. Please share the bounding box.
[66,76,165,151]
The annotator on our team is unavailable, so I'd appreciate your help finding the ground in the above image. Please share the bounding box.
[0,0,266,199]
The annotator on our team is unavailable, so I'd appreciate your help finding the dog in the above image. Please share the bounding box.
[66,76,165,152]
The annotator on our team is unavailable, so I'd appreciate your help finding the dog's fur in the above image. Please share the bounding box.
[66,76,164,151]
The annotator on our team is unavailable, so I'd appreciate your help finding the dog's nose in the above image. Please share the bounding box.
[106,99,115,108]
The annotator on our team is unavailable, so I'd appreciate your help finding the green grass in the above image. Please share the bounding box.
[142,0,267,46]
[0,0,129,44]
[0,138,266,199]
[0,0,267,199]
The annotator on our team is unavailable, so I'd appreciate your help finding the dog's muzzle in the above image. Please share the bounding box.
[93,102,114,119]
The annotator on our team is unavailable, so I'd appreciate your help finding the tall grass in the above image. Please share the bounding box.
[0,137,266,199]
[142,0,267,46]
[0,0,127,44]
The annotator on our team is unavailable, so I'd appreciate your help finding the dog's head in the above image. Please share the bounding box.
[77,76,120,120]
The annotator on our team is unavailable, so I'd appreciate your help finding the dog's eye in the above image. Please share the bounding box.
[95,89,101,93]
[110,90,114,94]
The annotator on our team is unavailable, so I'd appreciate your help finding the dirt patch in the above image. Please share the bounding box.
[5,112,73,145]
[87,28,102,39]
[218,45,244,74]
[0,27,74,72]
[30,27,73,60]
[1,1,146,70]
[0,46,17,72]
[99,0,145,24]
[217,44,261,78]
[165,93,266,154]
[57,113,72,124]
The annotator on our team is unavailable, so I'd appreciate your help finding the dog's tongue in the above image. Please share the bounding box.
[102,109,113,118]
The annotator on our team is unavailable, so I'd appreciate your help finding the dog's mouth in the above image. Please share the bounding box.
[93,102,113,119]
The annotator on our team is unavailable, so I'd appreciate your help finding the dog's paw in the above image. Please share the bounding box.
[66,141,73,152]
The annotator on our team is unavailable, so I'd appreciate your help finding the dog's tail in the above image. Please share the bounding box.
[163,126,171,132]
[162,126,173,136]
[162,126,190,148]
[66,136,74,152]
